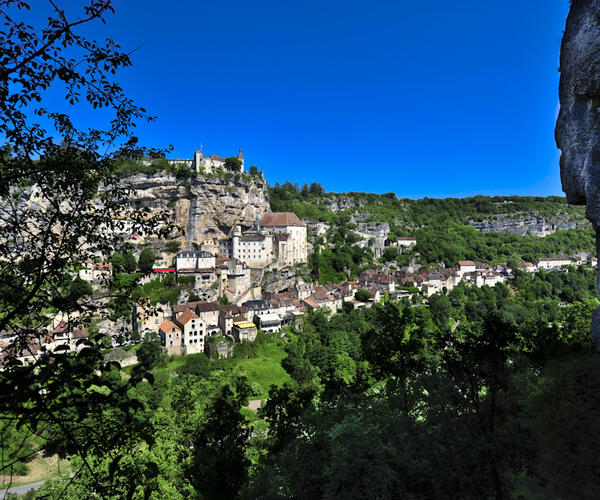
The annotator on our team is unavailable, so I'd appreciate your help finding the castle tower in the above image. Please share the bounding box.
[232,225,241,259]
[237,147,245,172]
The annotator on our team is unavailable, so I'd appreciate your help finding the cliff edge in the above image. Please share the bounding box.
[556,0,600,347]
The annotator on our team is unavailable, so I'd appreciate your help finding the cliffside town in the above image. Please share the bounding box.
[0,152,597,365]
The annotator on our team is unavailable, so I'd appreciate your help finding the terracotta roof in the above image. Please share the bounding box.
[159,320,180,332]
[457,260,476,266]
[260,212,306,227]
[94,262,112,272]
[53,320,68,334]
[177,309,200,326]
[275,233,289,241]
[303,298,319,308]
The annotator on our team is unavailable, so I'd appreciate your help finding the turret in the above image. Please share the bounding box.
[232,225,241,259]
[237,147,245,171]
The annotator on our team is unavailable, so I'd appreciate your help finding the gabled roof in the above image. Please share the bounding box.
[457,260,476,266]
[177,309,200,326]
[53,320,68,334]
[159,320,181,332]
[260,212,306,227]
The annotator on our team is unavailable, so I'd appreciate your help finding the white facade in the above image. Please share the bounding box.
[232,229,274,268]
[535,257,572,270]
[396,237,417,247]
[176,250,216,271]
[176,310,207,355]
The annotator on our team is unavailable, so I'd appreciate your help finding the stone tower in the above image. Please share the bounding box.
[237,148,245,171]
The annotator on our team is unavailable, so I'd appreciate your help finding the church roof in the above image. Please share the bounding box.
[260,212,306,227]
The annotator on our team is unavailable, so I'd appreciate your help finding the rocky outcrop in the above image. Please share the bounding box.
[323,196,360,212]
[556,0,600,347]
[469,215,588,236]
[124,172,270,244]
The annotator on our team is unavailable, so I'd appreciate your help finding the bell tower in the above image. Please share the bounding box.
[236,147,245,172]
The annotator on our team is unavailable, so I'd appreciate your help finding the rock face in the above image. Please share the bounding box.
[125,173,270,244]
[556,0,600,347]
[469,215,587,236]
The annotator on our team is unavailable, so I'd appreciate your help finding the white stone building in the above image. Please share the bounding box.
[167,147,245,174]
[176,309,207,355]
[535,257,572,270]
[230,212,308,269]
[176,250,216,271]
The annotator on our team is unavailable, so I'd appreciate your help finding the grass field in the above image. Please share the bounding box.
[0,454,71,490]
[228,340,291,398]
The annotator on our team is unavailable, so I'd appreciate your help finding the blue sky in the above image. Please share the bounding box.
[34,1,571,197]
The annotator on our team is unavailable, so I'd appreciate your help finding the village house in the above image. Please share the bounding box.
[78,260,113,283]
[456,260,477,277]
[175,309,207,355]
[256,313,282,333]
[232,321,258,342]
[535,256,572,270]
[519,262,537,273]
[158,320,182,356]
[396,236,417,248]
[218,304,249,337]
[173,301,221,335]
[132,297,166,334]
[358,270,396,293]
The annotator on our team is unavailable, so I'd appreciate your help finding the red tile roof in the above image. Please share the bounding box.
[53,320,68,334]
[159,320,181,333]
[457,260,476,266]
[177,309,200,326]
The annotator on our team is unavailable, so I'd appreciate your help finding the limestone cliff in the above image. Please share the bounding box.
[556,0,600,347]
[124,172,270,243]
[469,214,588,236]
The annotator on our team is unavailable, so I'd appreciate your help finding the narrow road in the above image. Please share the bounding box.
[1,479,44,497]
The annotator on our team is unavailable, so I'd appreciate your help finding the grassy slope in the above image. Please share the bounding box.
[228,340,291,399]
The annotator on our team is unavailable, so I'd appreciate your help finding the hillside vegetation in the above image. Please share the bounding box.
[270,183,595,280]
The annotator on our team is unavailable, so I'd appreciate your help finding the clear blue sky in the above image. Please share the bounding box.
[40,0,572,197]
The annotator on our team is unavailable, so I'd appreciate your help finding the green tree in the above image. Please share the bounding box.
[137,341,165,370]
[309,182,325,194]
[355,289,372,302]
[138,248,156,273]
[224,157,242,172]
[165,240,181,254]
[123,251,138,273]
[249,165,259,175]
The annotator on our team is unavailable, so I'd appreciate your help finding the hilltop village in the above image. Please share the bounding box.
[0,149,597,365]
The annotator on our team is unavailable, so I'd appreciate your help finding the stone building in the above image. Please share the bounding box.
[158,320,182,356]
[176,250,215,272]
[166,147,245,174]
[229,212,307,269]
[175,309,207,355]
[260,212,308,266]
